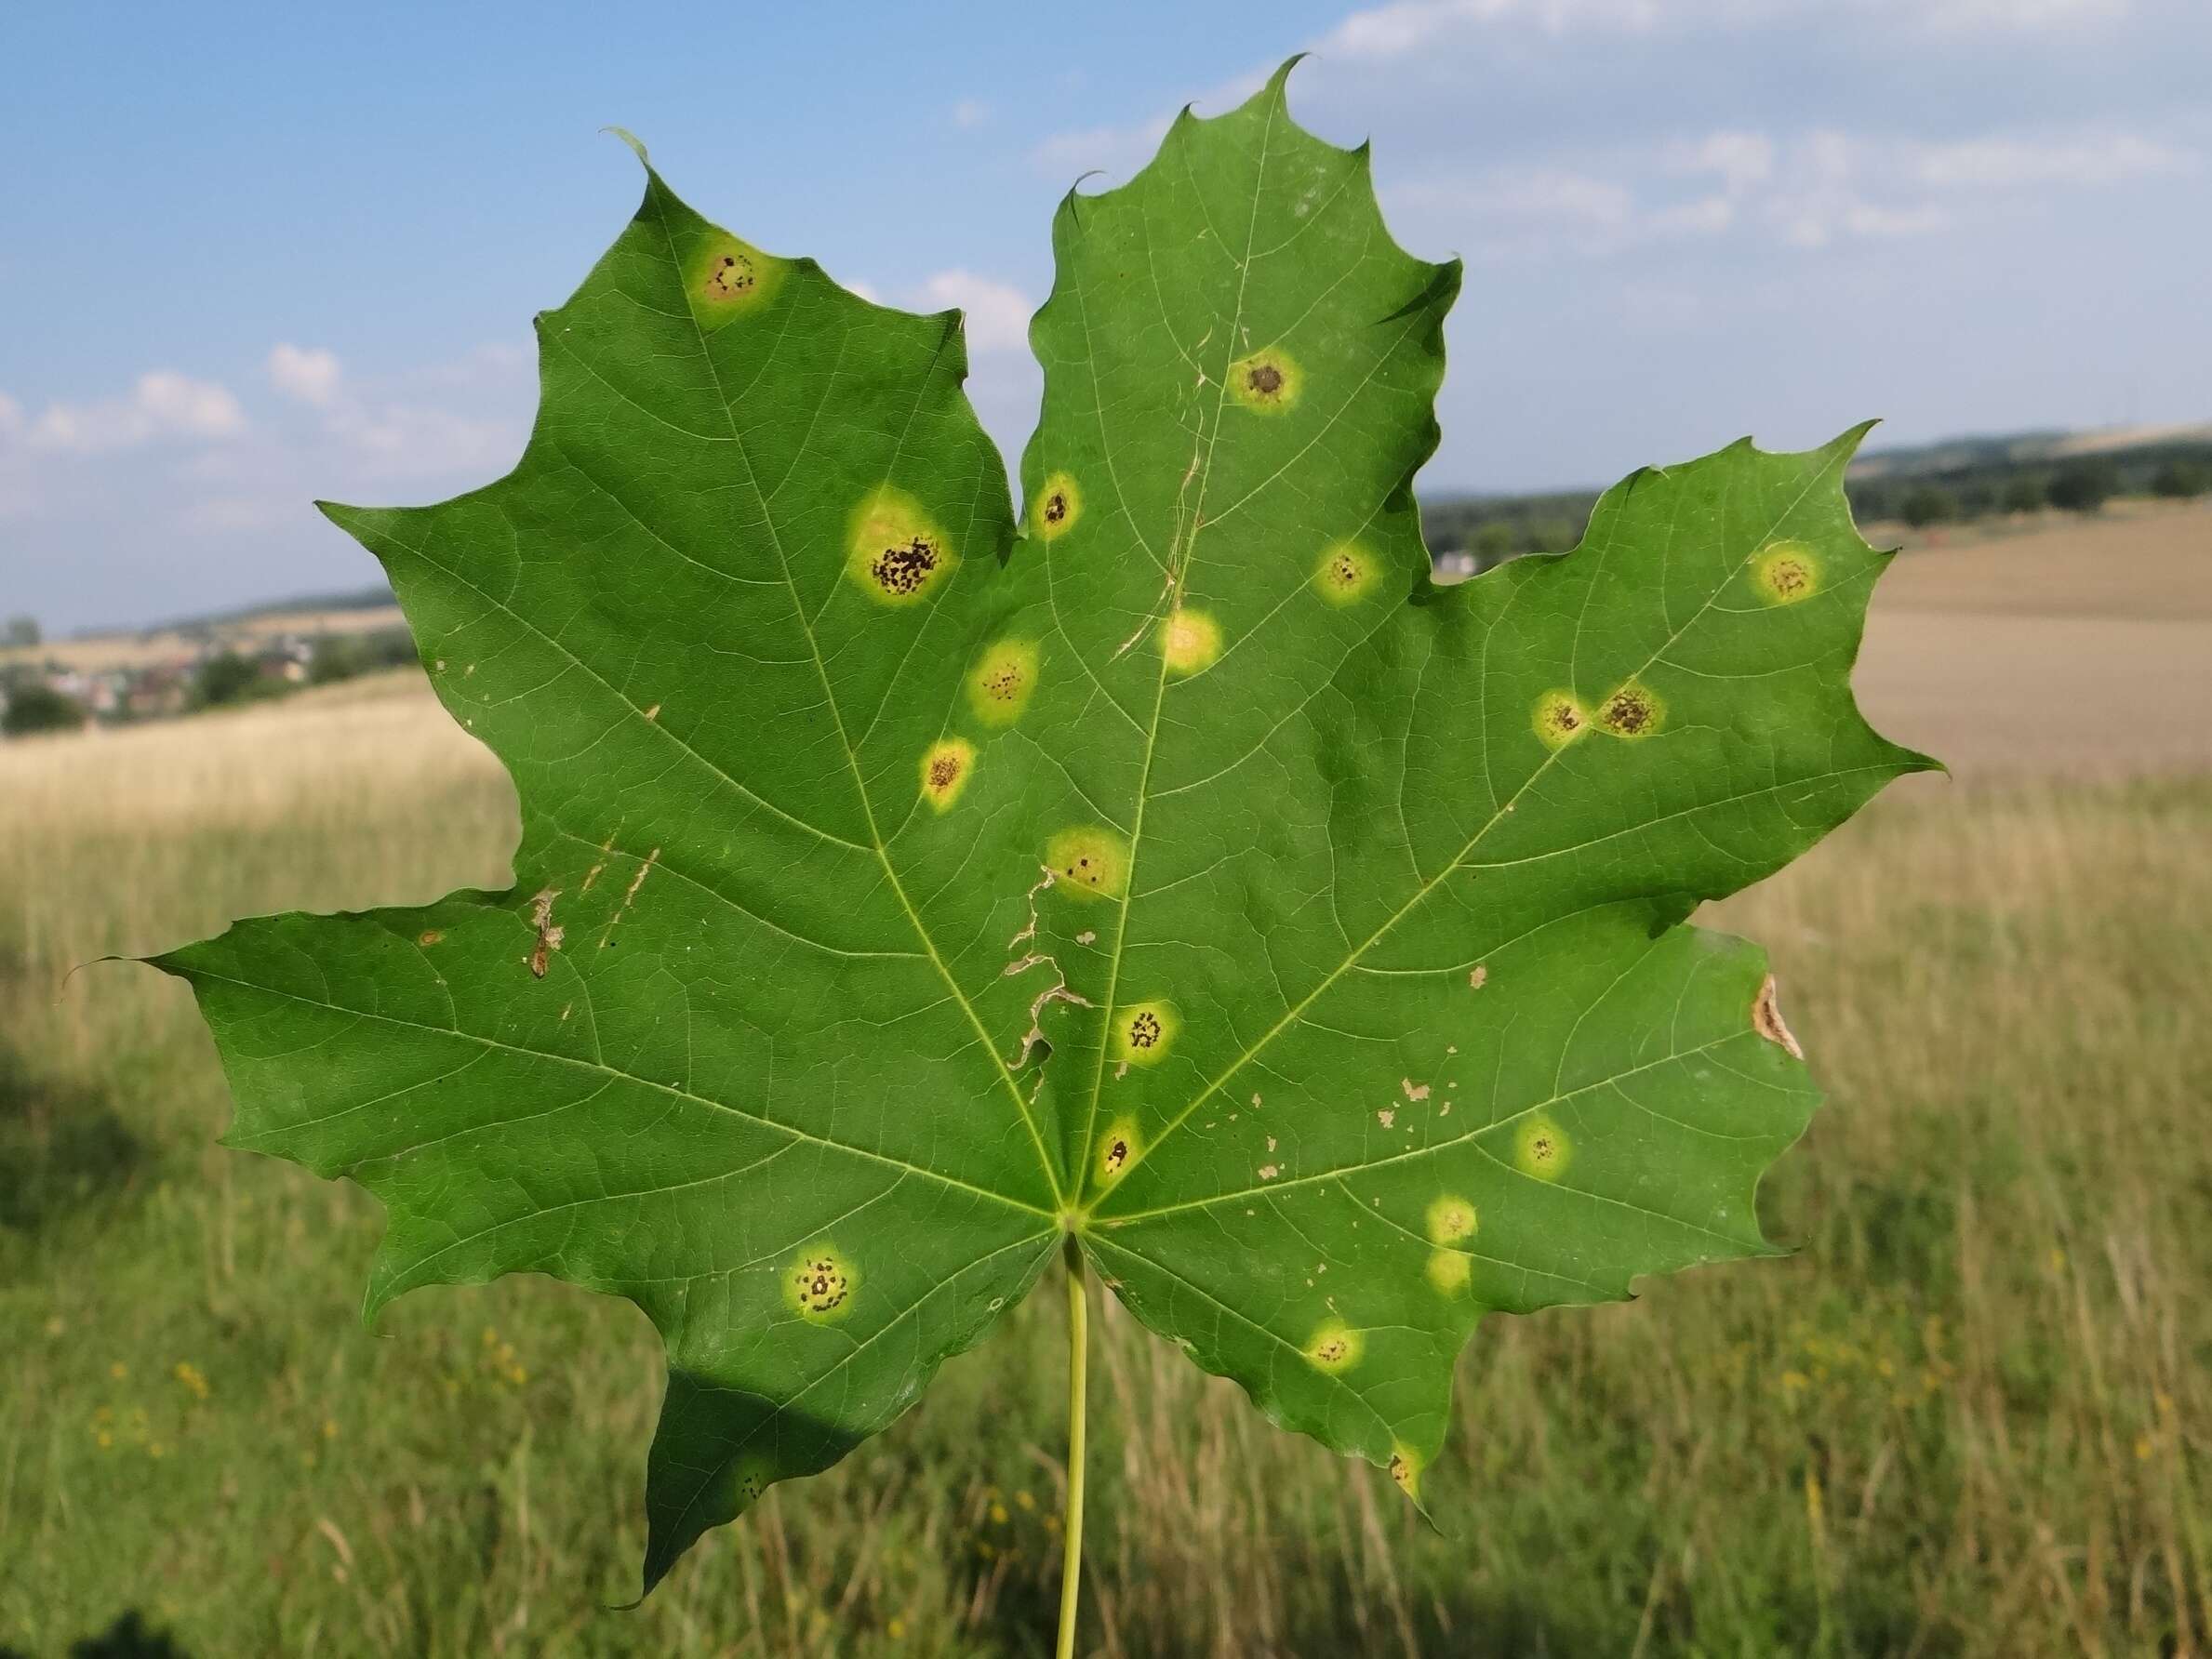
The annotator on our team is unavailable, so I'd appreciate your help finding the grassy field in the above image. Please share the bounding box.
[3,521,2209,1655]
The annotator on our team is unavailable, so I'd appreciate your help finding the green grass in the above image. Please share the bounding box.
[3,684,2207,1656]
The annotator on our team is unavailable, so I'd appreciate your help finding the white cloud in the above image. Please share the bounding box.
[0,391,21,439]
[1910,130,2192,188]
[916,271,1036,353]
[1320,0,1660,60]
[1913,0,2129,31]
[11,371,247,456]
[1672,131,1776,195]
[952,98,990,130]
[267,343,343,406]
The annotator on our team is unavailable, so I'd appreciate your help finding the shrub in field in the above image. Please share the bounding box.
[2048,458,2119,512]
[1901,484,1956,527]
[2,682,87,737]
[152,62,1930,1647]
[2152,458,2208,499]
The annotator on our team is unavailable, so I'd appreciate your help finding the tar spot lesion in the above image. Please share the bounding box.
[846,486,957,606]
[1227,348,1301,414]
[966,638,1041,726]
[785,1243,859,1321]
[1754,539,1822,606]
[919,737,976,811]
[686,231,779,324]
[1514,1114,1573,1181]
[1426,1250,1472,1294]
[1388,1445,1421,1499]
[1304,1320,1363,1374]
[1159,606,1222,676]
[1098,1117,1140,1184]
[1112,998,1179,1067]
[1045,825,1129,901]
[1597,681,1665,739]
[1033,470,1083,541]
[1425,1194,1477,1244]
[1532,690,1589,750]
[418,930,443,947]
[1313,540,1381,606]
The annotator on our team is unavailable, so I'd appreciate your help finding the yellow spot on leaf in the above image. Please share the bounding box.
[1532,690,1588,750]
[1033,471,1083,540]
[1304,1320,1362,1374]
[846,486,956,607]
[1426,1249,1472,1295]
[1159,607,1222,676]
[1313,540,1381,605]
[1111,999,1179,1066]
[1754,539,1821,605]
[1388,1444,1422,1499]
[1045,825,1128,900]
[1098,1118,1139,1184]
[1596,680,1665,739]
[1514,1114,1573,1180]
[784,1243,859,1321]
[686,230,780,326]
[1227,348,1301,413]
[1425,1194,1477,1244]
[919,737,976,811]
[967,638,1040,726]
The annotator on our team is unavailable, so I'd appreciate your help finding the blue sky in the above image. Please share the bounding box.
[2,0,2205,633]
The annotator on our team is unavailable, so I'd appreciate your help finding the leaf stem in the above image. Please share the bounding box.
[1056,1234,1089,1659]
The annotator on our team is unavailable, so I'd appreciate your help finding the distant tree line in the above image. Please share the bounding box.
[1421,439,2211,564]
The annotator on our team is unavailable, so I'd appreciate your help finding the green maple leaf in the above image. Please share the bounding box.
[154,66,1932,1592]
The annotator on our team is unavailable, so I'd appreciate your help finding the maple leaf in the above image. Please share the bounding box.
[154,67,1933,1590]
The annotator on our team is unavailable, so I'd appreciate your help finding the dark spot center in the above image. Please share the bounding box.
[1105,1138,1128,1171]
[1045,492,1068,523]
[1246,363,1284,395]
[927,754,961,789]
[708,254,756,297]
[1129,1012,1162,1049]
[871,538,939,595]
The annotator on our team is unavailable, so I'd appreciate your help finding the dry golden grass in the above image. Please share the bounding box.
[0,604,407,674]
[2,526,2207,1654]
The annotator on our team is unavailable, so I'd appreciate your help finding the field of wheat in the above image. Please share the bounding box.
[3,516,2209,1654]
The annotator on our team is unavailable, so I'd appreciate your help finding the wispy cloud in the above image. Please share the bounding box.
[267,343,343,407]
[2,370,247,457]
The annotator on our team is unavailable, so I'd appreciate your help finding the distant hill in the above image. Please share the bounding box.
[125,582,398,641]
[1850,420,2212,480]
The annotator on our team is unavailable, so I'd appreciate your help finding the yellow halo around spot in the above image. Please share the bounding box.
[918,737,976,812]
[1045,825,1129,901]
[1532,690,1589,750]
[1111,999,1179,1066]
[1305,1320,1363,1374]
[1227,348,1302,414]
[1033,471,1083,541]
[846,486,956,607]
[783,1242,859,1322]
[1426,1249,1472,1296]
[685,230,781,326]
[1596,680,1666,740]
[1753,539,1822,606]
[966,638,1040,726]
[1425,1194,1477,1245]
[1313,541,1382,606]
[1097,1117,1140,1184]
[1159,607,1222,676]
[1514,1114,1573,1181]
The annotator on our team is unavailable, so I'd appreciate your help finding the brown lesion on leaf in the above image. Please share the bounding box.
[783,1243,858,1321]
[526,888,564,979]
[597,848,660,950]
[1226,347,1301,414]
[1597,681,1665,739]
[705,250,757,299]
[1752,972,1805,1060]
[418,930,443,948]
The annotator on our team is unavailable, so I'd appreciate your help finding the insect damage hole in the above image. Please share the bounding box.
[1597,681,1665,739]
[526,888,564,979]
[1753,539,1822,605]
[1033,471,1083,540]
[784,1243,859,1321]
[1752,972,1805,1060]
[1044,825,1129,901]
[967,638,1040,726]
[1303,1320,1363,1374]
[1111,999,1179,1067]
[845,486,957,606]
[919,737,976,811]
[1532,690,1588,750]
[1228,348,1301,413]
